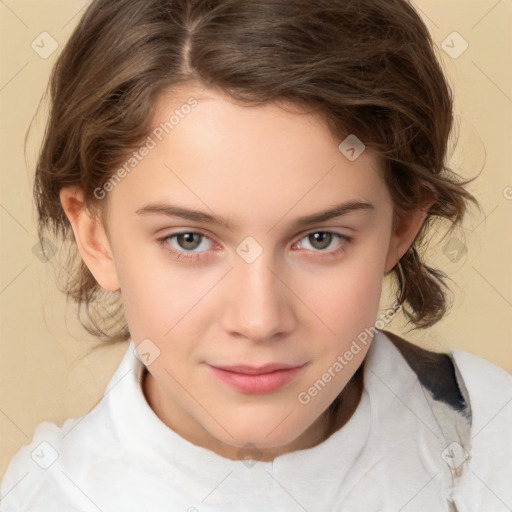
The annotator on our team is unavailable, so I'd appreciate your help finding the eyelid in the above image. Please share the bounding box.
[157,228,351,262]
[157,230,218,249]
[156,230,218,262]
[157,228,351,246]
[293,231,351,251]
[295,227,352,241]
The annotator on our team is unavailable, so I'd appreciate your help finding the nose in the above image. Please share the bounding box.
[222,254,297,343]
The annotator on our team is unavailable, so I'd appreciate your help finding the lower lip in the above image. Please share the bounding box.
[208,365,305,394]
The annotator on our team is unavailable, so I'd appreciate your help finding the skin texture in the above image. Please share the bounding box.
[59,85,430,462]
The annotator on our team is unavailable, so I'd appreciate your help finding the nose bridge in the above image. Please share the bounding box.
[238,252,277,302]
[223,246,295,341]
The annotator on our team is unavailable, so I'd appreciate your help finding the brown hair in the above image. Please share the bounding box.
[33,0,481,344]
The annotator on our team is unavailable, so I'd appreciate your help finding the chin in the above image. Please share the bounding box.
[210,416,308,452]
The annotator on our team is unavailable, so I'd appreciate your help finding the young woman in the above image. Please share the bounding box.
[1,0,510,510]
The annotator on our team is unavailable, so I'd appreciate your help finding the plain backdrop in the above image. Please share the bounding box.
[1,0,511,479]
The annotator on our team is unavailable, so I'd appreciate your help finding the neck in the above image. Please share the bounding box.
[141,359,365,461]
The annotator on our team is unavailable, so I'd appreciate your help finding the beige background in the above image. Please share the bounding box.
[1,0,511,480]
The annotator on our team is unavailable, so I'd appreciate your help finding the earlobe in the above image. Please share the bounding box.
[59,185,121,292]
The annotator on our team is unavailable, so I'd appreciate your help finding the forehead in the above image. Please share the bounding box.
[153,83,344,145]
[107,84,389,228]
[146,84,381,173]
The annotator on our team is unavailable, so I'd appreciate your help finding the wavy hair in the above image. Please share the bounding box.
[32,0,480,344]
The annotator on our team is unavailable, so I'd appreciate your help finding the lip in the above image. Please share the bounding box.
[212,362,303,374]
[208,363,307,394]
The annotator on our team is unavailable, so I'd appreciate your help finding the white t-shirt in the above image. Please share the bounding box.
[1,329,511,511]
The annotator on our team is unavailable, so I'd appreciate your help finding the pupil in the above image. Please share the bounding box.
[179,233,199,250]
[311,232,331,249]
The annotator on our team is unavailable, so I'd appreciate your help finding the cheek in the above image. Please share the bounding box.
[116,251,217,352]
[109,227,173,319]
[294,242,387,336]
[112,248,175,342]
[307,274,383,354]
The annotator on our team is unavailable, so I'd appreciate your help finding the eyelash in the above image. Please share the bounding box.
[156,230,352,262]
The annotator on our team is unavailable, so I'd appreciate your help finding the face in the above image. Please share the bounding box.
[63,84,425,461]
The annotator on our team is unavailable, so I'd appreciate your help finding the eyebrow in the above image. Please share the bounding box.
[135,200,374,230]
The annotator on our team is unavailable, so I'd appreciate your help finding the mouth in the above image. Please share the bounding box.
[207,363,307,394]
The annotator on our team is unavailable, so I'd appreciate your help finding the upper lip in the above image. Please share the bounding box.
[209,362,306,375]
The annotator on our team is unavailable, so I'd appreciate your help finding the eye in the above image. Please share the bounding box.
[157,232,216,261]
[294,231,351,256]
[157,230,351,263]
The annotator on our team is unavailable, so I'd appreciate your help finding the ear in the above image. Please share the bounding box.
[384,198,434,275]
[59,185,120,292]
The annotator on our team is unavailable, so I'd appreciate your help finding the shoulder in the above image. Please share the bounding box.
[1,419,74,510]
[1,398,115,511]
[449,347,512,508]
[450,346,512,395]
[1,341,141,511]
[380,329,512,508]
[448,345,512,439]
[380,329,512,409]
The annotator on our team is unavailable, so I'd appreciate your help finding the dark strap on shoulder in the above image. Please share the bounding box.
[380,329,472,489]
[381,330,468,413]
